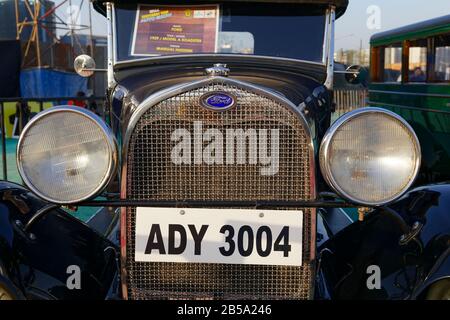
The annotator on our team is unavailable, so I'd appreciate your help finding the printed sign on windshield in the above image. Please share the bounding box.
[131,4,220,56]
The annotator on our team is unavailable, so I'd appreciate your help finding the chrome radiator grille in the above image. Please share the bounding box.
[125,81,314,300]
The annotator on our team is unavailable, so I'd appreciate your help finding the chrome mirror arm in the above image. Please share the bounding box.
[82,68,107,72]
[106,2,116,88]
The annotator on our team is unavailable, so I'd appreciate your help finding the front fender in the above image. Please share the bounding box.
[0,181,47,297]
[412,247,450,299]
[0,203,13,271]
[318,183,450,300]
[0,180,118,300]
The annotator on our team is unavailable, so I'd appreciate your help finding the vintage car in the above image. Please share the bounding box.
[0,0,449,300]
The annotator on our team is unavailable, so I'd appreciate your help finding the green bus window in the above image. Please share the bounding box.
[384,44,402,83]
[435,34,450,81]
[408,39,427,82]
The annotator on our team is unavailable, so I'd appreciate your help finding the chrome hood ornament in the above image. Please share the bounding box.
[205,64,230,77]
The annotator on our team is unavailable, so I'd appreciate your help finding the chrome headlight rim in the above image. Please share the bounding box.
[17,106,118,204]
[320,107,421,206]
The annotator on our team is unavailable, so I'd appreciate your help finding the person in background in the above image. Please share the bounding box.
[88,99,100,116]
[15,101,31,134]
[68,91,87,108]
[410,67,426,82]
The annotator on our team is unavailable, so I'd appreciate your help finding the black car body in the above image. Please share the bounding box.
[0,0,449,300]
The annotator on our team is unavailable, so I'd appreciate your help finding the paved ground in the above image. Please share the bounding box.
[2,138,96,221]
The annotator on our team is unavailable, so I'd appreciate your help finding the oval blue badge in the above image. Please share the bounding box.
[200,92,236,111]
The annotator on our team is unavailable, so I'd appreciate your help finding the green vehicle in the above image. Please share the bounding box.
[369,14,450,183]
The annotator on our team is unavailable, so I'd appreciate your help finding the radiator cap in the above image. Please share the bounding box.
[205,64,230,77]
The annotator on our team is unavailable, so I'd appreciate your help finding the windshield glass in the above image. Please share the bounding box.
[115,3,326,63]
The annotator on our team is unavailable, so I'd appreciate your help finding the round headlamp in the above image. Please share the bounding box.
[17,107,117,204]
[320,108,421,206]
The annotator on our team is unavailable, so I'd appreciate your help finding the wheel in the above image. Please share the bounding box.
[425,279,450,300]
[0,284,13,300]
[0,274,25,300]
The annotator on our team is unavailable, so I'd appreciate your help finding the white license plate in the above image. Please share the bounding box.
[134,207,303,266]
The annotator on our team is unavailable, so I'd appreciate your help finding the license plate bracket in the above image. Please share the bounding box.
[134,207,303,266]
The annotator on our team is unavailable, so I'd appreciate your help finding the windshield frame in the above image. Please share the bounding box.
[106,3,336,88]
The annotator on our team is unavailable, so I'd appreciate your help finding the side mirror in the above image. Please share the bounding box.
[344,65,363,84]
[74,54,97,77]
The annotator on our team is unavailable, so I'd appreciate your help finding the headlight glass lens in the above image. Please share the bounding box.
[17,108,116,203]
[320,109,421,205]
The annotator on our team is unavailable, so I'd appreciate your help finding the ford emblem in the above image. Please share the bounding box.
[200,92,236,111]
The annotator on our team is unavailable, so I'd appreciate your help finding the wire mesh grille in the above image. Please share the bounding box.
[126,81,314,300]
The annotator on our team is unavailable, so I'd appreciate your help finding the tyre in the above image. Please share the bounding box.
[0,274,25,300]
[425,279,450,300]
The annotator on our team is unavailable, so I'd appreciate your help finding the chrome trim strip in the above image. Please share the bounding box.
[114,53,326,69]
[322,9,330,66]
[369,89,450,99]
[112,2,118,66]
[367,100,450,115]
[324,6,335,90]
[119,77,318,297]
[106,2,116,87]
[319,107,422,206]
[16,106,118,205]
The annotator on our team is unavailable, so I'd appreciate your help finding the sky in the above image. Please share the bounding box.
[59,0,450,51]
[336,0,450,50]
